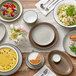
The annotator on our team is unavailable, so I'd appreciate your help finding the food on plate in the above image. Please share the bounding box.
[0,1,20,20]
[52,54,61,63]
[70,35,76,40]
[57,5,76,26]
[70,41,75,45]
[0,47,18,71]
[69,45,76,54]
[28,52,41,65]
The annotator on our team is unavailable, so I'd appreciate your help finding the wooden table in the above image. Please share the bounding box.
[11,52,76,76]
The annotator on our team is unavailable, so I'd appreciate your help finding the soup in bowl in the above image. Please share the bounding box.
[0,46,18,72]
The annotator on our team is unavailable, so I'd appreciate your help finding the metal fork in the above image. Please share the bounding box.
[45,0,59,11]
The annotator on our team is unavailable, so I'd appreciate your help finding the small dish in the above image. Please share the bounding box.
[23,10,38,24]
[63,30,76,57]
[29,22,58,49]
[48,50,73,75]
[0,0,23,22]
[54,0,76,28]
[25,52,44,69]
[0,23,6,41]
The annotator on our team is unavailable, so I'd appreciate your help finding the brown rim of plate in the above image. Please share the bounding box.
[29,22,58,49]
[48,50,73,75]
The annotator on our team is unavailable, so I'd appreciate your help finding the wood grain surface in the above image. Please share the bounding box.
[11,52,76,76]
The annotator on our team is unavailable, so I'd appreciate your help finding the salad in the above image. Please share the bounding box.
[57,5,76,26]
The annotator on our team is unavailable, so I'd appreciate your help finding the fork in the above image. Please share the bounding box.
[45,0,59,11]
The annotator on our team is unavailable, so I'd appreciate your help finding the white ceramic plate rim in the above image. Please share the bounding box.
[0,45,19,72]
[54,0,76,28]
[32,25,55,46]
[0,0,23,22]
[0,23,6,41]
[63,30,76,57]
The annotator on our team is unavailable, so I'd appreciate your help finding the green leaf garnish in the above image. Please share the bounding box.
[69,45,76,54]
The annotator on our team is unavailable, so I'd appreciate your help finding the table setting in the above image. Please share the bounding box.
[0,0,76,76]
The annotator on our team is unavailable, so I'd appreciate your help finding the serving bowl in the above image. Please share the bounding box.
[0,0,23,22]
[54,0,76,28]
[0,45,18,72]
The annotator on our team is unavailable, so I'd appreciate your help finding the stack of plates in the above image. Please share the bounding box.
[29,22,58,49]
[0,44,22,76]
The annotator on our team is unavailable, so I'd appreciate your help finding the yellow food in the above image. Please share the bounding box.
[0,47,18,71]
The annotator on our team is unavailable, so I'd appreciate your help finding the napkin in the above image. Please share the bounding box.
[33,65,56,76]
[35,0,62,15]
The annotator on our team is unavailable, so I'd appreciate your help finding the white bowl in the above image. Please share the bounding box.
[54,0,76,28]
[23,10,38,24]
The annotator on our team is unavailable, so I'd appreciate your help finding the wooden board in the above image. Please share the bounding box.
[11,52,76,76]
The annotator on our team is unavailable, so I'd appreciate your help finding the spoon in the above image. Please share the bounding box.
[40,0,51,9]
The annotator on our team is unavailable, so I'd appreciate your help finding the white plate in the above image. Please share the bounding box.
[0,44,22,75]
[0,0,23,22]
[63,30,76,57]
[32,24,55,46]
[0,23,6,41]
[25,54,44,69]
[54,0,76,28]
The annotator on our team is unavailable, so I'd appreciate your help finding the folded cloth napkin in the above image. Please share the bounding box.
[35,0,62,15]
[33,65,56,76]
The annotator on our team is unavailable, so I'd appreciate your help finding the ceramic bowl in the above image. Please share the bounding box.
[28,52,42,66]
[0,45,18,72]
[23,10,38,25]
[54,0,76,28]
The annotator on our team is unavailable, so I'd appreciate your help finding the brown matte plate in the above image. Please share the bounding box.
[48,50,73,75]
[29,22,58,49]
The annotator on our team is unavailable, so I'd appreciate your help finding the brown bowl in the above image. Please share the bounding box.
[48,50,73,75]
[29,22,58,49]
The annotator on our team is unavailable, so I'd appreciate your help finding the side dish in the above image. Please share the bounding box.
[0,1,20,20]
[28,52,41,65]
[0,47,18,71]
[69,35,76,54]
[57,5,76,26]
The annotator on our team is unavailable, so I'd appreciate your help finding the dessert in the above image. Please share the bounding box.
[28,52,41,65]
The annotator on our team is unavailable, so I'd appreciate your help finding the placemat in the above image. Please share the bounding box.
[11,52,76,76]
[0,9,76,52]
